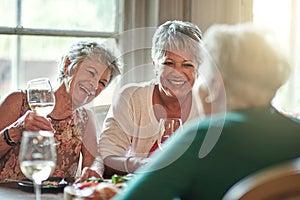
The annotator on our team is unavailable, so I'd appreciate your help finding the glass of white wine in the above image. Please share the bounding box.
[27,78,55,117]
[19,131,56,200]
[157,118,183,150]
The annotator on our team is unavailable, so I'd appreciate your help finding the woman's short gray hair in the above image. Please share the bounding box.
[58,40,121,84]
[202,23,291,107]
[151,20,203,66]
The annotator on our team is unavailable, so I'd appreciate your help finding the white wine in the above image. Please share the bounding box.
[29,103,55,117]
[20,160,56,183]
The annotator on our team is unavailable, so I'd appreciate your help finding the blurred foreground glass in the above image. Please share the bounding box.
[19,131,57,200]
[157,118,183,150]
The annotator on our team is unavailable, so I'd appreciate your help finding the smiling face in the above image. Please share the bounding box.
[69,58,111,108]
[156,51,198,98]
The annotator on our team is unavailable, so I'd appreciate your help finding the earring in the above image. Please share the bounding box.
[153,70,159,84]
[63,77,71,93]
[205,93,215,103]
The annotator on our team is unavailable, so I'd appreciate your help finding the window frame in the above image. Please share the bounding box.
[0,0,121,37]
[0,0,122,95]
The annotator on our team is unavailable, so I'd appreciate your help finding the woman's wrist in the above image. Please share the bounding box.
[2,120,24,147]
[123,157,149,173]
[3,129,20,146]
[90,157,105,176]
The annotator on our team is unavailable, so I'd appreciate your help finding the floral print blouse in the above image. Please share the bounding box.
[0,90,88,182]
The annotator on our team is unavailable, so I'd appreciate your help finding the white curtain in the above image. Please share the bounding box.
[253,0,300,113]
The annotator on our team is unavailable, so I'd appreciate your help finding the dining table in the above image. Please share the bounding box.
[0,181,64,200]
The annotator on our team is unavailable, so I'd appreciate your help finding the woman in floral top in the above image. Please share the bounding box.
[0,40,120,181]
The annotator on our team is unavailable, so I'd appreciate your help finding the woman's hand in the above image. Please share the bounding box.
[127,157,151,172]
[23,110,54,131]
[76,167,103,183]
[3,111,53,145]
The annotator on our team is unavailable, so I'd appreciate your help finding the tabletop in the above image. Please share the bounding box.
[0,181,64,200]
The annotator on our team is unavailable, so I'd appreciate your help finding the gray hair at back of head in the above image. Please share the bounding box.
[58,40,121,85]
[202,23,291,108]
[151,20,203,66]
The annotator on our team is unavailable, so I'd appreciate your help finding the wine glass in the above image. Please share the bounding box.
[157,118,183,150]
[27,78,55,117]
[19,131,57,200]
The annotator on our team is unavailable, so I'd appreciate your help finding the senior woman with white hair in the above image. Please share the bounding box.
[79,20,205,180]
[82,20,205,178]
[111,23,300,200]
[0,40,120,181]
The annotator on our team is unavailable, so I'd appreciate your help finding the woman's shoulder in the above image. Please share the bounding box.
[0,89,29,116]
[117,81,154,98]
[2,89,25,98]
[0,90,26,106]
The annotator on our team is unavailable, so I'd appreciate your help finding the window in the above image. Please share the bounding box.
[0,0,120,106]
[253,0,300,113]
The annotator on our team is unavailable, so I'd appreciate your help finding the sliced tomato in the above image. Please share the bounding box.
[78,181,99,189]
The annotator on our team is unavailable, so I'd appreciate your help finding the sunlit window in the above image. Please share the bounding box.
[0,0,120,106]
[253,0,300,113]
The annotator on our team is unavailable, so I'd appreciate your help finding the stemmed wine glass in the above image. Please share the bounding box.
[157,118,183,150]
[19,131,57,200]
[27,78,55,117]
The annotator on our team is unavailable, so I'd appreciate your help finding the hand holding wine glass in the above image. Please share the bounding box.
[157,118,183,150]
[27,78,55,117]
[19,131,56,200]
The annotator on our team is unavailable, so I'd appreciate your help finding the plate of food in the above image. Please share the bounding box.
[64,174,134,200]
[17,177,73,190]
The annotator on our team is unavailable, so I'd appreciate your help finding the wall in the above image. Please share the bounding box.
[191,0,253,32]
[156,0,253,32]
[120,0,253,84]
